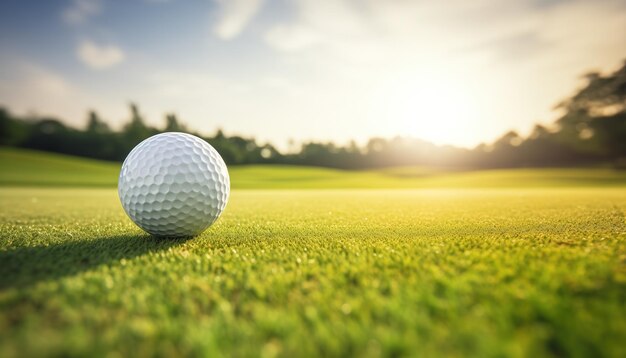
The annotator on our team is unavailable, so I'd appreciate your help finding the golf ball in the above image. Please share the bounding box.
[118,132,230,237]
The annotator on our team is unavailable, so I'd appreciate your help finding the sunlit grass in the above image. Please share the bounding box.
[1,188,625,356]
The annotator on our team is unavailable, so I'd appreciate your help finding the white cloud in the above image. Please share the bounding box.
[261,0,625,64]
[62,0,102,25]
[77,40,125,70]
[212,0,263,40]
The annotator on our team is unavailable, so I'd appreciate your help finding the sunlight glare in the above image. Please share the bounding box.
[377,72,481,146]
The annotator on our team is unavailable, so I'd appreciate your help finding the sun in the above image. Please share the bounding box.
[376,72,482,147]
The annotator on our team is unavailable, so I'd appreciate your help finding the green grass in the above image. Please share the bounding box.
[1,188,625,357]
[2,147,626,188]
[0,147,119,187]
[1,147,626,356]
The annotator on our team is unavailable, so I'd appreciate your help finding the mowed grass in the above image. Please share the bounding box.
[2,147,626,188]
[1,187,626,357]
[0,147,120,187]
[1,148,626,356]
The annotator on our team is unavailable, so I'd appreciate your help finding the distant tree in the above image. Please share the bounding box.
[529,124,550,140]
[559,65,626,116]
[1,61,625,169]
[22,118,76,154]
[366,138,386,154]
[206,129,247,164]
[259,144,280,161]
[164,113,186,132]
[0,107,31,146]
[497,131,522,147]
[86,110,110,134]
[123,103,151,139]
[555,61,626,162]
[81,110,118,160]
[347,140,360,154]
[119,103,155,156]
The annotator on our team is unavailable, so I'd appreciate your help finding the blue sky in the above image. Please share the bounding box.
[1,0,625,149]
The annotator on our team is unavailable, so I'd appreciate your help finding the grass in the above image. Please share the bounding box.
[1,188,626,357]
[1,148,625,356]
[0,147,119,187]
[2,147,626,188]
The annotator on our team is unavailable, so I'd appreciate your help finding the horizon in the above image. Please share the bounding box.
[0,100,548,152]
[1,0,625,151]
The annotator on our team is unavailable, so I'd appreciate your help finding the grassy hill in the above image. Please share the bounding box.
[1,147,625,188]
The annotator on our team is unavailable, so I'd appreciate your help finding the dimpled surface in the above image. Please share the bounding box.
[118,132,230,237]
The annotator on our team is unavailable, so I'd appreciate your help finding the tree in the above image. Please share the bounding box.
[556,61,626,161]
[86,110,110,134]
[164,113,186,132]
[0,107,31,146]
[122,103,152,144]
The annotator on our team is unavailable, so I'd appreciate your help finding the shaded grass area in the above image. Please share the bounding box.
[0,234,192,289]
[2,147,626,188]
[1,188,625,357]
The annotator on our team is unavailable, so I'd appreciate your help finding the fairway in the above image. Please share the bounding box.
[1,187,625,357]
[3,147,626,189]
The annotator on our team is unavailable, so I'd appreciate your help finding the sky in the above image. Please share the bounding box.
[0,0,625,150]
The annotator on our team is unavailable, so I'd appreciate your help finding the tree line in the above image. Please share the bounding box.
[1,60,625,169]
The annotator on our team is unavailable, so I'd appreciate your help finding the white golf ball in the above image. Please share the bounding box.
[118,132,230,237]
